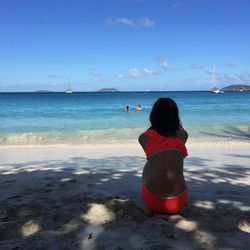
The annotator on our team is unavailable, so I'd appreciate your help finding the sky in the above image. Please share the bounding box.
[0,0,250,92]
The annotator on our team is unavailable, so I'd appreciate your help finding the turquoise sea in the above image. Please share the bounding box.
[0,91,249,145]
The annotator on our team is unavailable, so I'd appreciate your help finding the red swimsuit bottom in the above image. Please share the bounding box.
[142,183,188,214]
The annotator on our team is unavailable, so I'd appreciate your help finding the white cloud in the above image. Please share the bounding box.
[143,68,159,75]
[172,1,183,7]
[127,68,143,78]
[139,18,155,27]
[106,18,136,27]
[106,17,154,28]
[118,58,172,80]
[167,0,209,8]
[116,18,136,27]
[159,59,171,70]
[118,67,160,79]
[117,68,161,79]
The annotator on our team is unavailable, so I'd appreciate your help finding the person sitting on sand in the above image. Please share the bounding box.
[138,97,188,214]
[136,104,142,112]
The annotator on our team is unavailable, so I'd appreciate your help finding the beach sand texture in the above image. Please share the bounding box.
[0,142,250,250]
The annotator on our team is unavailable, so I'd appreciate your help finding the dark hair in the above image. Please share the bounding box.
[149,97,182,137]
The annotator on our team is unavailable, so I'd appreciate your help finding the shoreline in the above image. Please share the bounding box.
[0,141,249,168]
[0,125,249,146]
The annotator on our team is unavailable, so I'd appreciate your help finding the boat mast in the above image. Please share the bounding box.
[211,65,216,89]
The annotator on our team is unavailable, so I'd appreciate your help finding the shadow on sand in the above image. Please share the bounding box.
[202,126,250,141]
[0,155,249,249]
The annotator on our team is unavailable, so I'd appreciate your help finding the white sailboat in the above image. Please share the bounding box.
[210,65,223,94]
[66,81,73,94]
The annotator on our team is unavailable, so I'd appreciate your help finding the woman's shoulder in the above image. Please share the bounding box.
[138,132,150,150]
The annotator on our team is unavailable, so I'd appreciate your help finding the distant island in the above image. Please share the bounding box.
[96,88,120,92]
[35,90,54,93]
[221,84,250,91]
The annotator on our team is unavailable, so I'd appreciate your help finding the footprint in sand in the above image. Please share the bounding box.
[238,220,250,233]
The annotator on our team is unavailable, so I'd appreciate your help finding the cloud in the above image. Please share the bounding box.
[143,68,159,75]
[118,67,160,79]
[226,62,238,67]
[106,18,136,27]
[139,18,155,27]
[191,64,203,69]
[118,58,172,79]
[127,68,144,78]
[116,18,136,27]
[159,59,171,70]
[167,0,208,8]
[91,70,103,82]
[172,1,183,7]
[106,17,154,28]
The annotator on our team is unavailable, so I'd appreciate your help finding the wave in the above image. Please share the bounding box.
[0,128,143,145]
[0,125,249,145]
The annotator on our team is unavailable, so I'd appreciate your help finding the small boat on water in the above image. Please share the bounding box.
[66,81,73,94]
[211,87,223,94]
[210,65,224,94]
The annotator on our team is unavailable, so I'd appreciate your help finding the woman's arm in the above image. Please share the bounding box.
[138,133,149,151]
[176,129,188,144]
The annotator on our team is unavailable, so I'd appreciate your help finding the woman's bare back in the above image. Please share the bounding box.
[139,131,187,198]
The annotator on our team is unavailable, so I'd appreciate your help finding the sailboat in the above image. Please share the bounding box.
[210,65,223,94]
[66,81,73,94]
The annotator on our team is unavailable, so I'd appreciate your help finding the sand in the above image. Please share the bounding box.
[0,140,250,249]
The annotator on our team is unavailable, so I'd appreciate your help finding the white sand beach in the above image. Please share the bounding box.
[0,139,250,249]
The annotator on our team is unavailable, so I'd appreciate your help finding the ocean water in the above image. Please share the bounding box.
[0,91,249,145]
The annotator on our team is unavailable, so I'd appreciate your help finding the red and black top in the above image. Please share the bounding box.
[143,129,188,159]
